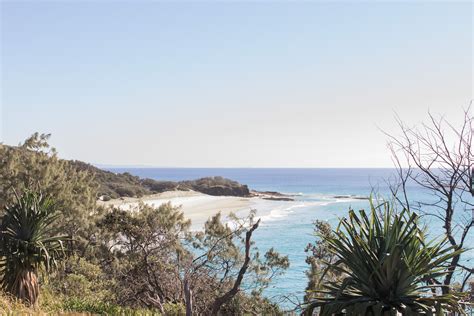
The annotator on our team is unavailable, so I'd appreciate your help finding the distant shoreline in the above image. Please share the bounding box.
[98,189,294,228]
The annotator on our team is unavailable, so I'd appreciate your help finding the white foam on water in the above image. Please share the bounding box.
[189,193,368,230]
[252,200,333,223]
[248,193,370,224]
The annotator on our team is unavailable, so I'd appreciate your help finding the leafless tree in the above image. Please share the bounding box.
[385,105,473,293]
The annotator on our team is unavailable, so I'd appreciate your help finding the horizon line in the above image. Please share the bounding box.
[95,164,402,169]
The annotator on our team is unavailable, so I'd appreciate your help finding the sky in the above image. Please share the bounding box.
[1,1,472,168]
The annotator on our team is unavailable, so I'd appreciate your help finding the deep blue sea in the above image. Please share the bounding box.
[106,168,473,308]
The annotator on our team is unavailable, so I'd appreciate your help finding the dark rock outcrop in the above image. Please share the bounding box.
[262,197,294,201]
[180,177,250,197]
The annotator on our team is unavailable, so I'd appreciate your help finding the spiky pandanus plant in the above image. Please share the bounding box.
[0,191,66,305]
[305,200,465,315]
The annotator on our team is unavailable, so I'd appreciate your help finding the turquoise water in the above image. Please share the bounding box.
[107,168,473,308]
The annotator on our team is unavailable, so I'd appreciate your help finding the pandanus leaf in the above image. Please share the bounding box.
[304,200,466,315]
[0,190,66,305]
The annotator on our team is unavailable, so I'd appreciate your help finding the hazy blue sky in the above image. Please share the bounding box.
[1,1,472,167]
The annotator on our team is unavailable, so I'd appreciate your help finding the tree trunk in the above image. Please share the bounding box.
[184,278,193,316]
[210,219,260,315]
[10,268,39,306]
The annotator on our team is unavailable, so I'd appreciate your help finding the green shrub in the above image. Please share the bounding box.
[51,256,115,304]
[163,302,185,315]
[62,297,162,315]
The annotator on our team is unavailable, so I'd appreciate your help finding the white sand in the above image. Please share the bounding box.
[98,190,257,228]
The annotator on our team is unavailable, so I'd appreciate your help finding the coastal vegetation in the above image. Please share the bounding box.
[304,201,465,315]
[0,134,251,202]
[0,108,472,314]
[71,159,250,199]
[0,134,288,314]
[386,108,473,294]
[0,191,67,306]
[304,108,473,314]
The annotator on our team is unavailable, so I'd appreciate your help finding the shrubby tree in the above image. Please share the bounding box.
[97,202,190,313]
[95,204,289,315]
[186,211,289,315]
[304,220,342,303]
[0,133,98,252]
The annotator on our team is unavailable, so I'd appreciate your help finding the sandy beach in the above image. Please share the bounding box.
[99,190,257,228]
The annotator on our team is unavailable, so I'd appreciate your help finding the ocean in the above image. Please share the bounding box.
[106,168,473,309]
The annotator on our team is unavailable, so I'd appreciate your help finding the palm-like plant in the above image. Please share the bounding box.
[0,190,66,305]
[305,200,465,315]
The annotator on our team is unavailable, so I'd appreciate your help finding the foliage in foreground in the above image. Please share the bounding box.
[305,200,466,315]
[0,133,98,254]
[0,134,288,314]
[94,203,288,315]
[0,191,66,306]
[305,220,343,303]
[0,288,167,315]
